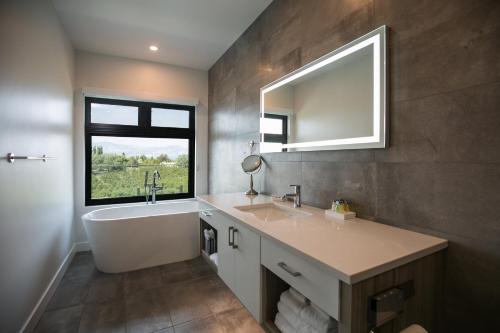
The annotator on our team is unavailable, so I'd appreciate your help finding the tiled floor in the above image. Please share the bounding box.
[34,252,265,333]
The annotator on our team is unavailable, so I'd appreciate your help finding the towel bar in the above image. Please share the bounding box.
[6,153,55,163]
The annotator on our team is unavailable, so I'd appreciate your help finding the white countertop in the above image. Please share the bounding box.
[197,193,448,284]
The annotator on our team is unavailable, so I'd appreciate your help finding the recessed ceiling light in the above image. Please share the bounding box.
[149,45,159,52]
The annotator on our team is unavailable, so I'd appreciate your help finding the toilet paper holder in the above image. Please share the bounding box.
[367,280,415,329]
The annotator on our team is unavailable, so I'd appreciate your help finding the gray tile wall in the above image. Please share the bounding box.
[208,1,500,331]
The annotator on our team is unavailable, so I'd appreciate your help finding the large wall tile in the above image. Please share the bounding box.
[208,0,500,330]
[301,162,377,216]
[376,162,500,244]
[376,81,500,163]
[441,233,500,332]
[384,1,500,102]
[301,1,375,65]
[261,161,302,196]
[374,0,483,43]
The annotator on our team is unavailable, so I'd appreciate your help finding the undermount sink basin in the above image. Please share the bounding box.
[234,203,311,222]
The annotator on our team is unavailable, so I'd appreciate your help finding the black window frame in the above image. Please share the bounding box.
[85,96,195,206]
[263,113,288,152]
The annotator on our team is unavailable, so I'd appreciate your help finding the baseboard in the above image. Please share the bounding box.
[74,241,90,252]
[19,241,89,333]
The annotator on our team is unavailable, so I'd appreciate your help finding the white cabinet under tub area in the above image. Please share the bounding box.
[197,194,448,333]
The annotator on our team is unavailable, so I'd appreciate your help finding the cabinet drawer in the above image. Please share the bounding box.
[199,209,220,230]
[261,237,339,320]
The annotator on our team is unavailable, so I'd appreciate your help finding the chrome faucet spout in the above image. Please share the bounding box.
[284,184,301,208]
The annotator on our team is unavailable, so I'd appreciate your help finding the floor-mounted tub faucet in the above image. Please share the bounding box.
[151,170,163,204]
[144,170,164,204]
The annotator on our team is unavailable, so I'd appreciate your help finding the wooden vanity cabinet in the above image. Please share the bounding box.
[338,250,445,333]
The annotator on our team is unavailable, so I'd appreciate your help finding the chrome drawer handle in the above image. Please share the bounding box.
[278,262,302,277]
[201,211,212,217]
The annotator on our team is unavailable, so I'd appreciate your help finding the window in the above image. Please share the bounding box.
[85,97,195,206]
[262,113,288,152]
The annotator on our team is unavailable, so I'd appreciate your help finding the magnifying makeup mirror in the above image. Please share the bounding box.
[241,154,262,195]
[241,141,262,196]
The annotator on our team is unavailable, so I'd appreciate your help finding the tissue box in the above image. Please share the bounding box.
[325,210,356,220]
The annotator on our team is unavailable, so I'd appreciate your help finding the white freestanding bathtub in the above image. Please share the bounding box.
[82,200,200,273]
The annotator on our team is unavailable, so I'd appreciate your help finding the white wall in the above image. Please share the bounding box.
[0,0,75,332]
[73,51,209,242]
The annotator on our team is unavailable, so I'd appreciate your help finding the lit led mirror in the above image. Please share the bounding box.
[260,26,387,152]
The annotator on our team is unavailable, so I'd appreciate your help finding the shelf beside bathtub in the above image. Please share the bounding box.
[201,249,218,273]
[200,216,219,273]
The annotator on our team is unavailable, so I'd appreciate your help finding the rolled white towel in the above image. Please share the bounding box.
[207,229,215,238]
[209,252,218,266]
[278,301,325,333]
[297,323,336,333]
[300,303,337,333]
[275,312,297,333]
[297,324,324,333]
[280,289,307,315]
[400,324,427,333]
[289,287,308,303]
[278,301,306,329]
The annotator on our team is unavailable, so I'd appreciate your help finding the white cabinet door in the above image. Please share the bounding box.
[203,207,262,323]
[233,222,261,322]
[215,211,236,292]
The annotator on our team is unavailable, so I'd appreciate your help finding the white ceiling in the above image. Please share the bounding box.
[52,0,272,70]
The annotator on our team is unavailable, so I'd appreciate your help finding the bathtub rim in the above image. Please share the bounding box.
[82,198,199,222]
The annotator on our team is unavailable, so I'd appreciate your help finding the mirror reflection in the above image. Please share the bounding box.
[260,26,386,153]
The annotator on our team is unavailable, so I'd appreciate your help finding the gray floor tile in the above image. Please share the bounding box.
[215,308,264,333]
[46,276,90,311]
[193,274,225,291]
[162,261,191,272]
[205,287,242,315]
[192,276,242,314]
[160,261,193,285]
[124,267,162,296]
[34,305,83,333]
[125,287,172,333]
[164,280,211,326]
[173,316,225,333]
[85,274,123,304]
[187,257,206,268]
[160,257,216,285]
[64,252,96,282]
[38,255,263,333]
[155,328,174,333]
[188,257,216,279]
[78,300,126,333]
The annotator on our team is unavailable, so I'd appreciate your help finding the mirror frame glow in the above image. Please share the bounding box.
[260,26,387,152]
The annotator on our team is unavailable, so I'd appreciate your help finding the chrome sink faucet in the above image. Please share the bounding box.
[144,170,164,204]
[284,184,301,208]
